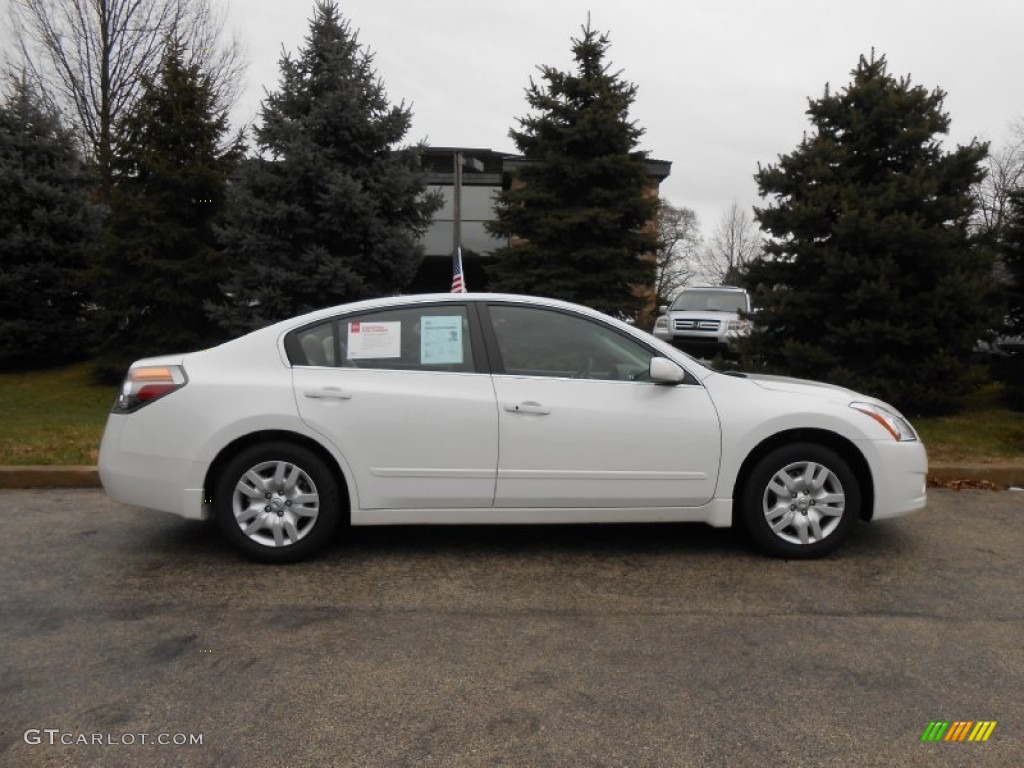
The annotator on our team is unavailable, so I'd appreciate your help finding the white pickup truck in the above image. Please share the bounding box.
[653,285,752,356]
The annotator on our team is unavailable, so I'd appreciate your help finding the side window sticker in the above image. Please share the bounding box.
[347,320,401,360]
[420,315,464,365]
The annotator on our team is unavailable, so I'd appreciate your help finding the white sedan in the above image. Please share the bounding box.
[99,293,927,562]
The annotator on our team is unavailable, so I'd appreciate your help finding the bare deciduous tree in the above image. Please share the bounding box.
[975,118,1024,240]
[653,201,700,305]
[9,0,245,182]
[697,202,763,284]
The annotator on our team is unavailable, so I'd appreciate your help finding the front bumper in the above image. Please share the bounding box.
[653,325,745,350]
[860,438,928,520]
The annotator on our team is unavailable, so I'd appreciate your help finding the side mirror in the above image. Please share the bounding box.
[658,304,668,314]
[649,356,686,385]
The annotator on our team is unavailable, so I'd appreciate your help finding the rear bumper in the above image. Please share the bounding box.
[98,415,208,520]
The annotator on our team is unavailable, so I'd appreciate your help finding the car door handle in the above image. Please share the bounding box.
[504,401,551,415]
[304,387,353,400]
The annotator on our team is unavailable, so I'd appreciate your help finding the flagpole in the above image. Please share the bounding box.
[453,151,462,277]
[450,151,482,292]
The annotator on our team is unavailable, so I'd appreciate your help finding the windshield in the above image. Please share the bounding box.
[670,290,748,313]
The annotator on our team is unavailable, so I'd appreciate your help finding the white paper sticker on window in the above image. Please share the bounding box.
[420,315,464,365]
[347,321,401,359]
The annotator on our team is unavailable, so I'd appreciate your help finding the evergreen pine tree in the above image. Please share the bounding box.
[209,0,439,335]
[486,22,658,320]
[0,77,98,370]
[92,37,243,370]
[740,53,993,415]
[992,189,1024,408]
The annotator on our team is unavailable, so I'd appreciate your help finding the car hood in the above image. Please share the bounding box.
[741,373,865,402]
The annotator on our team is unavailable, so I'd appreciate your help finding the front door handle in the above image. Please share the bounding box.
[504,401,551,415]
[304,387,353,400]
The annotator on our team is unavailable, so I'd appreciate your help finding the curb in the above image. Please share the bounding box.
[926,464,1024,489]
[0,466,102,489]
[1,464,1021,491]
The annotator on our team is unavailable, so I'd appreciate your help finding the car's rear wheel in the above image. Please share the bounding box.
[214,442,340,563]
[740,443,860,559]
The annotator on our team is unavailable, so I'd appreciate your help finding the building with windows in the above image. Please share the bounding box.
[410,146,671,293]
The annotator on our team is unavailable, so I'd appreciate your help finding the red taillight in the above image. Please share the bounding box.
[113,365,187,412]
[136,383,177,402]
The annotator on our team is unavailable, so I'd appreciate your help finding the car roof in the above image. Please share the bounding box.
[274,292,620,329]
[197,292,715,382]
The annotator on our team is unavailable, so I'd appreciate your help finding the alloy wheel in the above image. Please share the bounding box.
[761,460,845,546]
[231,460,320,548]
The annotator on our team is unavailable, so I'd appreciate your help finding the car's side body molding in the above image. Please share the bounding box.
[350,499,734,528]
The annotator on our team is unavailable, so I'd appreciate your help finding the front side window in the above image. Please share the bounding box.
[287,305,475,373]
[487,305,654,381]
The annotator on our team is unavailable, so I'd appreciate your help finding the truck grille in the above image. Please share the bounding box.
[674,319,720,331]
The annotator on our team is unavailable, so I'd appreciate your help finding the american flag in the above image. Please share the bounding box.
[451,248,467,293]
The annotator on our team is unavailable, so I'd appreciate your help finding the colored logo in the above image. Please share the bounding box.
[921,721,997,742]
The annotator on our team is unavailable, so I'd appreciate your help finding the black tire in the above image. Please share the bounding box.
[214,442,341,563]
[740,442,861,559]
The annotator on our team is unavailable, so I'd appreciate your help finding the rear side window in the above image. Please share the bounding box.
[287,321,336,367]
[286,306,476,373]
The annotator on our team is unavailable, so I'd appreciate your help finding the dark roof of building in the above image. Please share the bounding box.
[421,146,671,182]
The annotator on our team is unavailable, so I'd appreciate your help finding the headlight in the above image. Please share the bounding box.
[654,316,668,330]
[850,402,918,442]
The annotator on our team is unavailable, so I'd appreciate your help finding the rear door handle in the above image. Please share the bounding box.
[304,387,353,400]
[504,401,551,415]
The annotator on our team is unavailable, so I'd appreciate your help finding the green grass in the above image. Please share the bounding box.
[1,363,1022,466]
[914,384,1024,465]
[0,362,115,465]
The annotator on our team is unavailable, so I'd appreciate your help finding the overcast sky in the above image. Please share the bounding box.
[4,0,1021,235]
[229,0,1024,234]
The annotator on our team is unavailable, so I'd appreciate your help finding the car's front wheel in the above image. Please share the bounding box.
[740,443,861,559]
[214,442,341,563]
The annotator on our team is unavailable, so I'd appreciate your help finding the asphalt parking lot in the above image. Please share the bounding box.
[2,489,1021,767]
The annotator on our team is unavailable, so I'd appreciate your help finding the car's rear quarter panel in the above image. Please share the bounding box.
[100,332,351,520]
